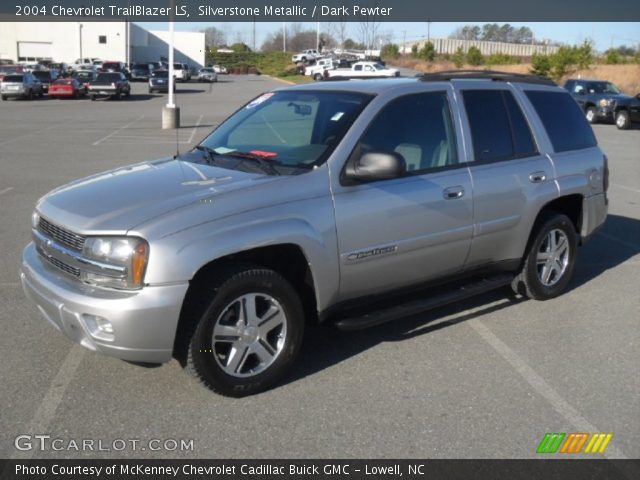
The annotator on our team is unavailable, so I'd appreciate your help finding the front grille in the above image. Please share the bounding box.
[38,217,86,252]
[41,251,81,277]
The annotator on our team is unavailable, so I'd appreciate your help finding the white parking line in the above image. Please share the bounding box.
[0,282,20,288]
[611,183,640,194]
[470,320,628,460]
[0,187,14,196]
[10,344,86,460]
[92,115,144,146]
[186,114,204,144]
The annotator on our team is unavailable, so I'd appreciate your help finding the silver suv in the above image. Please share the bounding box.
[20,71,608,396]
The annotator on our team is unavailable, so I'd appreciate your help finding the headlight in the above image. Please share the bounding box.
[599,98,614,108]
[81,236,149,290]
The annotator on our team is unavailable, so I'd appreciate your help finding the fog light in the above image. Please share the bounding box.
[82,314,114,338]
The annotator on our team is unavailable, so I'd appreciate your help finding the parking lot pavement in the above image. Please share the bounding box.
[0,77,638,459]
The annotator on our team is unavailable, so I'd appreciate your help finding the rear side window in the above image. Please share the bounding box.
[463,90,537,162]
[525,90,597,152]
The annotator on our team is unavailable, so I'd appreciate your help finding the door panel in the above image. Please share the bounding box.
[333,170,473,299]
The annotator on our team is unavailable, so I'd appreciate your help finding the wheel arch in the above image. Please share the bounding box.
[172,243,319,363]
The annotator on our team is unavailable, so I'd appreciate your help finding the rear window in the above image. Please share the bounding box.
[97,73,121,82]
[32,71,51,80]
[3,75,23,82]
[153,71,168,78]
[525,90,597,153]
[102,63,120,70]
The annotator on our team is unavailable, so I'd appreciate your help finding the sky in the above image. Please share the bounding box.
[137,22,640,51]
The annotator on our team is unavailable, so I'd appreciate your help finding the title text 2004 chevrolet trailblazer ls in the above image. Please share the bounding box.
[21,72,608,396]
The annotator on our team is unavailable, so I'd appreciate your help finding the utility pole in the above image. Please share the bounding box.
[427,20,431,42]
[402,30,406,55]
[283,22,286,52]
[317,22,320,51]
[252,18,256,51]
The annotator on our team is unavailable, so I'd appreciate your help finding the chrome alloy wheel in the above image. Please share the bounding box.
[211,293,287,377]
[586,109,595,122]
[616,113,626,128]
[536,229,570,287]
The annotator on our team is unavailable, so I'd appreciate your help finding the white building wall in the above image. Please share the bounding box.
[0,22,126,63]
[0,22,204,68]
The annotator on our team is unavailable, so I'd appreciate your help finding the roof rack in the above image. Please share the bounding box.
[416,70,556,86]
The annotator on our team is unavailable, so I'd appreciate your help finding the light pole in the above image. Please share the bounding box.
[162,13,180,129]
[282,22,286,52]
[78,23,83,61]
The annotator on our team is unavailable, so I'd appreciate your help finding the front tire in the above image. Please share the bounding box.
[512,213,577,300]
[615,109,631,130]
[314,73,323,81]
[585,106,598,124]
[186,266,305,397]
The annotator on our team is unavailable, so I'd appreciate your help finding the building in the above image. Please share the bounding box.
[0,22,205,67]
[403,37,559,57]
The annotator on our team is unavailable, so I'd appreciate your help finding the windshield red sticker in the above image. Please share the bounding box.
[246,92,274,109]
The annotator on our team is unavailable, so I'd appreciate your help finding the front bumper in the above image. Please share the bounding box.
[20,242,189,363]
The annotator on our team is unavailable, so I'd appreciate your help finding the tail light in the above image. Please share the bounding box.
[603,154,609,193]
[111,82,115,87]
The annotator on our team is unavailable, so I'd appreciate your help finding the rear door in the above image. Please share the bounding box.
[454,83,558,269]
[331,88,474,300]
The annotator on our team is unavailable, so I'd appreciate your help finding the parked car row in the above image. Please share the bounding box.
[563,78,640,130]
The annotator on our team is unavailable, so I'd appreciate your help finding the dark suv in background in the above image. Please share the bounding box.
[564,78,640,129]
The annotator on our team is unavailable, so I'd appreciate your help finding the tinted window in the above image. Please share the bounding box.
[503,91,537,158]
[463,90,513,162]
[32,71,51,80]
[97,73,121,82]
[153,71,168,78]
[358,92,459,173]
[3,75,23,82]
[525,91,597,153]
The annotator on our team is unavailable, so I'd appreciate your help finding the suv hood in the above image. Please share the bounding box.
[36,153,273,233]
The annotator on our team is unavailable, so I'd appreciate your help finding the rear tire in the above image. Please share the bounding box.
[185,265,305,397]
[314,73,323,81]
[90,95,96,101]
[585,106,598,124]
[511,213,577,300]
[615,109,631,130]
[1,95,6,101]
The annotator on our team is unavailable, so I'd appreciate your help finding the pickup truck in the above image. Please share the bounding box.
[325,61,399,80]
[564,78,640,130]
[88,72,131,100]
[292,49,320,64]
[304,58,338,81]
[21,72,608,397]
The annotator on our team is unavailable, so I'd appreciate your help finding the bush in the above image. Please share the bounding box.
[419,42,436,62]
[411,44,419,58]
[452,47,465,68]
[381,43,400,60]
[530,53,552,77]
[466,46,484,66]
[604,49,622,64]
[486,53,518,65]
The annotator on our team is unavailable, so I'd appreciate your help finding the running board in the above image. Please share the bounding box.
[334,274,514,331]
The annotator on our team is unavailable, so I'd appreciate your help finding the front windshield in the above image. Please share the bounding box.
[196,90,372,174]
[587,82,621,94]
[373,63,386,70]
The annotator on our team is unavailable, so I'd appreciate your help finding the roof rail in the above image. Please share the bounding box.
[416,70,556,86]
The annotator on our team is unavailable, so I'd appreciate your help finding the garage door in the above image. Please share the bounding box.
[17,42,53,61]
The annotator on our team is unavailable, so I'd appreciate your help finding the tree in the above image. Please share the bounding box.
[419,42,436,62]
[358,20,380,51]
[201,26,226,49]
[604,49,622,64]
[530,53,552,76]
[449,25,480,41]
[344,38,365,50]
[466,46,483,65]
[381,43,400,60]
[452,47,465,68]
[230,43,251,53]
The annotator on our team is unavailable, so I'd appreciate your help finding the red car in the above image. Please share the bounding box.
[48,78,87,98]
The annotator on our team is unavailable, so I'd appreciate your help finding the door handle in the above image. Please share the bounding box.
[443,186,465,200]
[529,171,547,183]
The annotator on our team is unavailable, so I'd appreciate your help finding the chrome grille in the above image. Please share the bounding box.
[40,251,81,277]
[38,217,86,252]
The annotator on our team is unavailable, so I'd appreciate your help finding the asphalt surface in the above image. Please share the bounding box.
[0,75,638,460]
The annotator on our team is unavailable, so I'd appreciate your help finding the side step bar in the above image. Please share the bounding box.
[334,274,514,331]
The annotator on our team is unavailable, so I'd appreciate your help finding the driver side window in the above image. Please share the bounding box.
[357,92,459,174]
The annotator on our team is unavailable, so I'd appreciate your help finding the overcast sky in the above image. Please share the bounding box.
[137,22,640,51]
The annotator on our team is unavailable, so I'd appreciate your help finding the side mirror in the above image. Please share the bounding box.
[347,151,406,182]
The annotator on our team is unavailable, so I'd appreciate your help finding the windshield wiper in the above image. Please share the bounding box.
[194,145,219,165]
[221,151,281,176]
